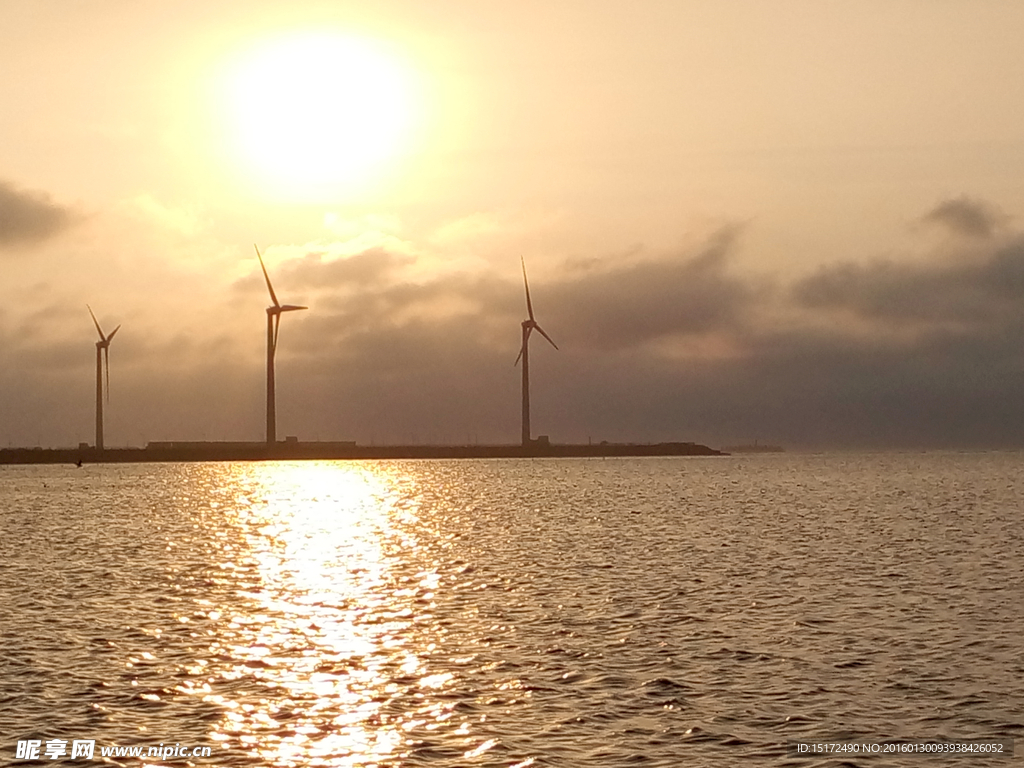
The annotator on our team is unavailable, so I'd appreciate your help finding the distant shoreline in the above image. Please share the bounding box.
[722,444,784,453]
[0,441,726,465]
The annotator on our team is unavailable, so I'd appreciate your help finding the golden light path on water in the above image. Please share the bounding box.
[189,461,503,767]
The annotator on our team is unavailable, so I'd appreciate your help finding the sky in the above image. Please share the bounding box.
[4,0,1024,450]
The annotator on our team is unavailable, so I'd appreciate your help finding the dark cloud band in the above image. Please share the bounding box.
[0,180,73,247]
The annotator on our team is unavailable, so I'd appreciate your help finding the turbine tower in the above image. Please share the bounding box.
[255,245,307,444]
[87,306,120,451]
[514,258,557,446]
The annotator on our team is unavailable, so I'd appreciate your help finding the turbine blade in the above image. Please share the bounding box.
[106,324,121,343]
[255,244,280,307]
[521,257,535,321]
[104,346,110,403]
[514,326,533,365]
[87,305,105,341]
[534,323,558,350]
[273,312,281,351]
[280,305,307,312]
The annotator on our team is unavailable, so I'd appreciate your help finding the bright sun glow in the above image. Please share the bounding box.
[219,32,418,200]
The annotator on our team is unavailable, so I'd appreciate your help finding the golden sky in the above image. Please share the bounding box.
[3,0,1024,449]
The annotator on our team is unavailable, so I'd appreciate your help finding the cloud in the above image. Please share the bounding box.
[791,235,1024,328]
[545,226,763,350]
[250,227,761,361]
[284,247,415,291]
[921,196,1006,239]
[0,180,74,248]
[122,194,204,237]
[431,211,503,244]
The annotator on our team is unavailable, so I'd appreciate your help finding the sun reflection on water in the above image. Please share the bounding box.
[200,461,438,766]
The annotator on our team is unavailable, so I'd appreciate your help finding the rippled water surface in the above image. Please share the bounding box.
[1,454,1023,767]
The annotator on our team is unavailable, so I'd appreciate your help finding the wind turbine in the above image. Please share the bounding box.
[87,305,120,450]
[514,258,558,446]
[255,245,307,444]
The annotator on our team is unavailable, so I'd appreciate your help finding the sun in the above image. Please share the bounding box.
[218,32,418,200]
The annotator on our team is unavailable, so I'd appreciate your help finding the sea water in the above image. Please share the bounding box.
[1,453,1022,766]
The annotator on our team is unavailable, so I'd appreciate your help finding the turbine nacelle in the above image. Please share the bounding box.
[88,305,120,346]
[96,327,120,351]
[523,319,557,347]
